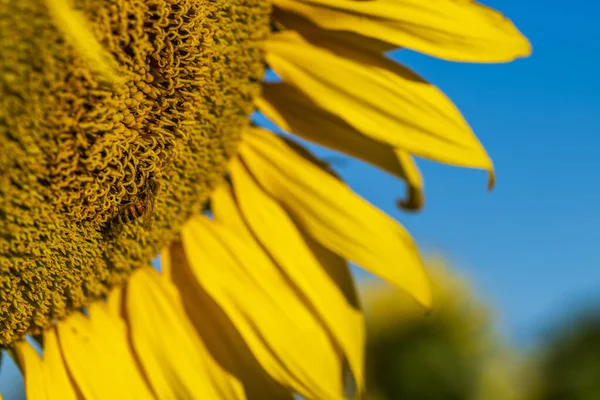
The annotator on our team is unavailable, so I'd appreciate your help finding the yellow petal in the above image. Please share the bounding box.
[87,303,153,396]
[211,182,365,394]
[181,215,346,400]
[43,0,122,82]
[55,300,154,399]
[239,128,432,308]
[105,284,124,321]
[265,31,495,181]
[274,6,396,54]
[125,267,245,400]
[13,341,47,400]
[57,309,149,399]
[272,0,531,62]
[163,242,296,400]
[395,150,425,210]
[256,83,424,210]
[13,330,78,400]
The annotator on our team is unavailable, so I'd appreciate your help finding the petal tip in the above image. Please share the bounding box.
[416,287,433,311]
[396,187,425,212]
[503,23,533,61]
[523,39,534,57]
[409,267,433,311]
[513,34,533,59]
[487,168,496,192]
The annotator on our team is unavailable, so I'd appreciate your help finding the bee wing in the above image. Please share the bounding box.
[142,190,156,230]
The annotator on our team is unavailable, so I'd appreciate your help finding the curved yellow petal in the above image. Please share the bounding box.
[13,341,46,400]
[87,302,153,396]
[211,182,365,395]
[162,242,296,400]
[180,215,346,400]
[239,128,432,308]
[55,300,154,399]
[125,267,245,400]
[43,0,122,82]
[105,284,125,321]
[13,330,78,400]
[272,0,531,62]
[57,309,151,399]
[274,6,396,54]
[265,31,495,180]
[395,150,425,210]
[256,83,424,210]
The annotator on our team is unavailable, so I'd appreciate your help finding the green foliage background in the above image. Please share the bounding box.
[361,258,600,400]
[527,312,600,400]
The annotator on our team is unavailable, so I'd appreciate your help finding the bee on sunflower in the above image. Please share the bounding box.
[0,0,530,398]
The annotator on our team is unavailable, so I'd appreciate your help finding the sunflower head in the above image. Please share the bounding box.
[1,0,530,398]
[0,0,270,345]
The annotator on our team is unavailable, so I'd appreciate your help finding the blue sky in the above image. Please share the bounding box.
[344,0,600,346]
[2,0,598,395]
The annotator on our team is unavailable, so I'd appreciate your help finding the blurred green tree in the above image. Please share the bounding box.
[362,258,524,400]
[530,311,600,400]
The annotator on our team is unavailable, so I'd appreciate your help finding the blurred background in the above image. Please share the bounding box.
[2,0,599,398]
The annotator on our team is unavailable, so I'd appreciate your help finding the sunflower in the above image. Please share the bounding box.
[0,0,529,398]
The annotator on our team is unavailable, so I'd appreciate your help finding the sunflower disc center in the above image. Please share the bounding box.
[0,0,270,346]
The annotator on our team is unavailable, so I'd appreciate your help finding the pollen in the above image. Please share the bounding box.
[0,0,270,345]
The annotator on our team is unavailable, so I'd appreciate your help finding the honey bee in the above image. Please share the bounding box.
[107,179,160,234]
